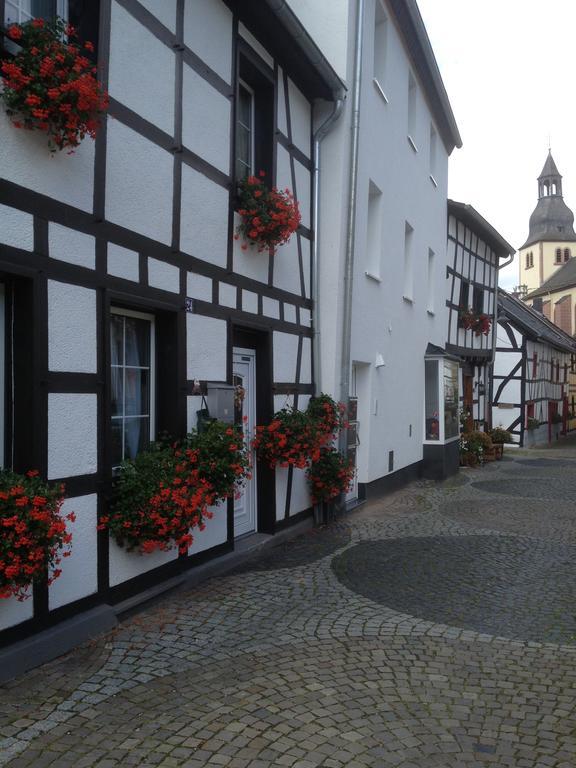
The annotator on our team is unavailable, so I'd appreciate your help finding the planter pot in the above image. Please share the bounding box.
[460,452,478,467]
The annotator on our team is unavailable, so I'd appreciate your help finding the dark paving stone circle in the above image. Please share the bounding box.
[515,457,576,467]
[332,535,576,644]
[471,477,576,502]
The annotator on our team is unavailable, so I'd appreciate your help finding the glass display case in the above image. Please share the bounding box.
[423,348,460,479]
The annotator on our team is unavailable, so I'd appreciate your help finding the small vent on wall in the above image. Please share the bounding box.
[388,450,394,473]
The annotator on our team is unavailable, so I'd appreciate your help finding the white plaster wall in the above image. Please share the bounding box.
[284,303,297,324]
[186,314,227,381]
[187,272,214,302]
[262,297,279,319]
[0,590,33,631]
[286,0,350,82]
[48,393,97,479]
[108,243,140,282]
[49,494,98,610]
[148,257,179,293]
[276,146,311,230]
[181,165,228,266]
[242,289,259,314]
[109,1,175,135]
[219,282,237,309]
[188,501,227,555]
[48,281,97,373]
[109,539,177,587]
[232,216,270,283]
[273,236,303,296]
[275,467,289,521]
[49,224,95,270]
[288,467,311,515]
[277,67,288,136]
[182,65,231,175]
[300,338,312,384]
[0,204,33,250]
[183,0,233,83]
[187,395,204,432]
[273,332,300,382]
[0,110,95,213]
[106,119,173,245]
[138,0,177,32]
[287,78,311,158]
[492,405,521,443]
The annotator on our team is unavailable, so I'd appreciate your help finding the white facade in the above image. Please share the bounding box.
[0,0,337,640]
[290,0,460,490]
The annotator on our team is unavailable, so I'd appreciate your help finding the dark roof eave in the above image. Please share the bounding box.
[448,200,515,258]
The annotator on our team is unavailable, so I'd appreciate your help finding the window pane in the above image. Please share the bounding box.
[237,125,250,167]
[124,317,150,367]
[238,85,252,127]
[444,360,460,439]
[125,369,149,416]
[32,0,56,18]
[110,366,123,417]
[110,315,124,366]
[124,417,149,460]
[111,419,123,466]
[424,360,439,440]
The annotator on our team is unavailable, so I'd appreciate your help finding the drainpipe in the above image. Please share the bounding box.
[312,95,345,396]
[338,0,365,455]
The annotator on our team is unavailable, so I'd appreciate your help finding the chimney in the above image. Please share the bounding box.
[532,297,543,313]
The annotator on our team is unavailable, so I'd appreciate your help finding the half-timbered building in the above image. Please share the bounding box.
[445,201,514,432]
[492,291,576,446]
[0,0,342,654]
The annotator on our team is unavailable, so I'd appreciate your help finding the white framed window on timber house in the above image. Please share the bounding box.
[3,1,100,59]
[236,80,255,180]
[110,308,155,469]
[407,72,418,152]
[372,0,388,103]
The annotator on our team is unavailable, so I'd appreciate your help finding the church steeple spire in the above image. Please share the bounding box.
[538,149,563,198]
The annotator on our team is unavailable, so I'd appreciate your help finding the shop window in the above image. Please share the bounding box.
[235,50,273,184]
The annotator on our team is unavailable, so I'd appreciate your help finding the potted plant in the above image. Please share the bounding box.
[0,469,73,600]
[235,172,301,253]
[306,447,355,522]
[460,430,493,466]
[1,17,108,152]
[458,307,492,336]
[526,417,540,431]
[488,426,513,458]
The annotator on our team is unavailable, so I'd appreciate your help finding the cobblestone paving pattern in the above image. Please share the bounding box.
[2,447,576,766]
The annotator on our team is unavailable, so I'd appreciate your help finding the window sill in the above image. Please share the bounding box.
[365,270,382,283]
[407,135,418,153]
[427,309,435,316]
[372,78,389,104]
[403,295,414,304]
[429,174,438,188]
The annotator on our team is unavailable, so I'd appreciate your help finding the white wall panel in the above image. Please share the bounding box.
[49,494,98,609]
[109,1,175,134]
[273,332,299,381]
[109,539,177,587]
[187,272,213,302]
[232,215,270,282]
[262,297,279,319]
[242,289,259,314]
[106,120,173,245]
[186,314,227,381]
[275,467,288,521]
[108,243,140,282]
[0,592,33,631]
[48,394,97,479]
[219,282,237,308]
[300,337,312,383]
[287,78,311,158]
[48,281,97,373]
[0,203,33,250]
[148,257,179,293]
[284,303,297,324]
[183,0,233,83]
[0,110,95,213]
[49,224,95,269]
[182,65,231,175]
[276,66,288,136]
[273,236,303,295]
[180,165,228,266]
[187,395,204,432]
[138,0,177,31]
[188,502,227,554]
[289,467,311,516]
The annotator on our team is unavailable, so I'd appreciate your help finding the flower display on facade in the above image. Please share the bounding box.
[306,447,355,504]
[459,307,491,336]
[235,172,301,253]
[0,470,73,601]
[103,423,250,555]
[1,17,108,151]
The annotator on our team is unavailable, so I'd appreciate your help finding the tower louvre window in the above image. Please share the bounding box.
[564,248,571,261]
[555,248,562,264]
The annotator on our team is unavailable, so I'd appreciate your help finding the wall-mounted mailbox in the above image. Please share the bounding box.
[206,383,235,423]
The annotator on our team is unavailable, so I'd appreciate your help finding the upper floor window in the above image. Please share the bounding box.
[555,248,562,264]
[110,309,155,468]
[472,286,484,315]
[564,248,571,262]
[459,278,470,310]
[235,49,273,185]
[407,71,417,150]
[4,2,100,60]
[525,251,534,268]
[372,1,388,96]
[429,123,438,184]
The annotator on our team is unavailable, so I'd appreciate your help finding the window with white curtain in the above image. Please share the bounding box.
[110,309,155,467]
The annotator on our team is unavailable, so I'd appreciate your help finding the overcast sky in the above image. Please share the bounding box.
[416,0,576,290]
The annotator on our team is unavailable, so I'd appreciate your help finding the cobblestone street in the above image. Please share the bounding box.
[2,447,576,767]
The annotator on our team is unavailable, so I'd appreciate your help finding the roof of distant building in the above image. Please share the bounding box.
[499,290,576,353]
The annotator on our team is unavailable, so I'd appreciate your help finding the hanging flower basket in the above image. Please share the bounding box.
[103,423,250,555]
[306,447,355,504]
[1,17,109,152]
[235,172,301,253]
[0,470,73,601]
[459,307,491,336]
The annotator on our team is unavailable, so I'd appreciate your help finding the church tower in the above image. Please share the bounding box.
[518,151,576,295]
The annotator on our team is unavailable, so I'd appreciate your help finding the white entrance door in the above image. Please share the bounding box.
[233,348,257,537]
